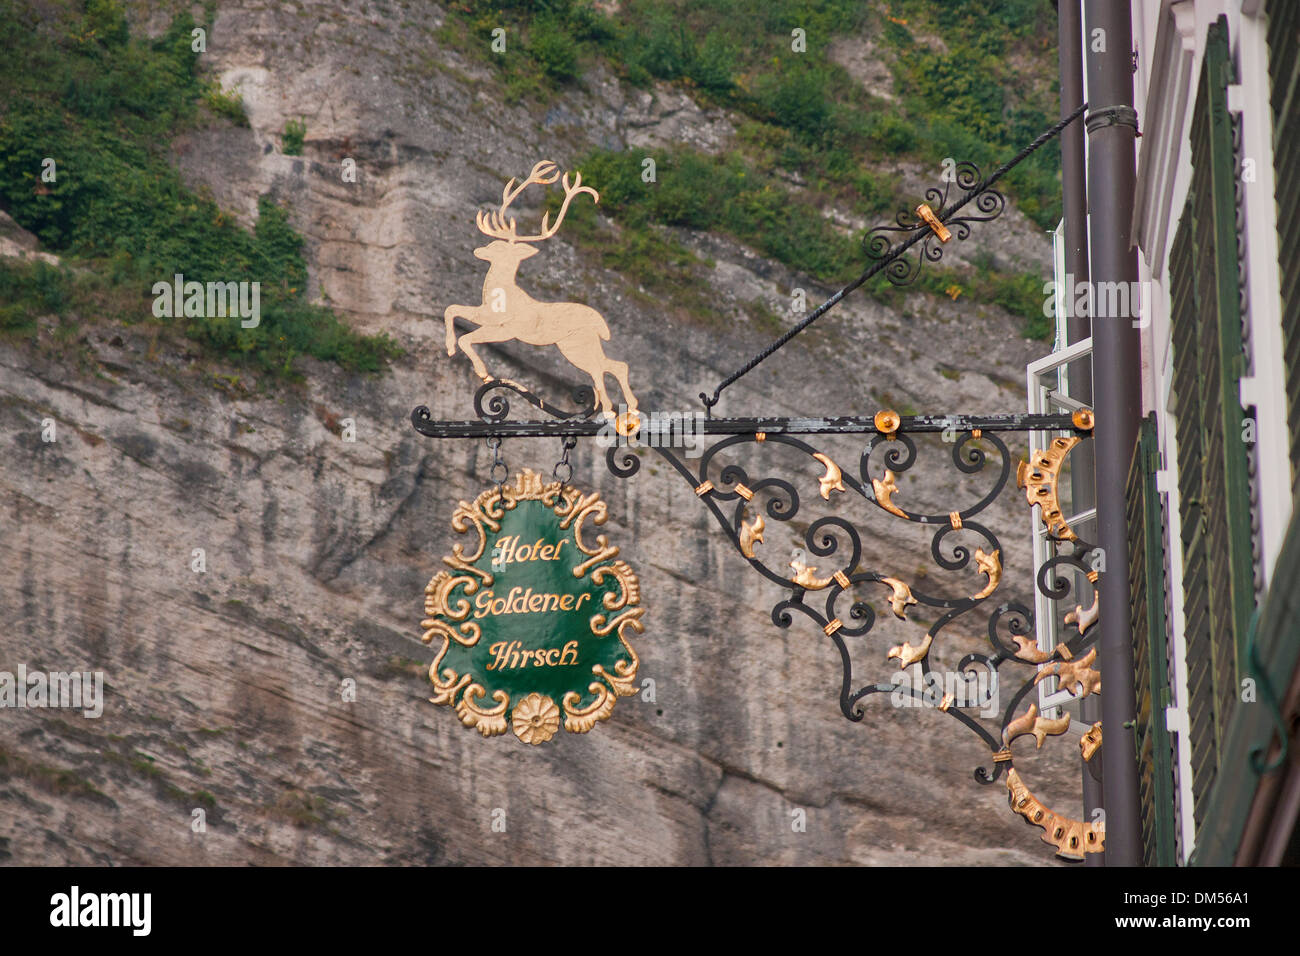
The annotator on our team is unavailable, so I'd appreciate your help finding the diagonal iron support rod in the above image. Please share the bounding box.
[699,101,1089,412]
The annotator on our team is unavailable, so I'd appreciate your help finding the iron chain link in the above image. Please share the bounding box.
[487,436,508,500]
[553,435,577,489]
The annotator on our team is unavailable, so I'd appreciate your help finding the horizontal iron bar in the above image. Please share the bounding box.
[410,411,1084,438]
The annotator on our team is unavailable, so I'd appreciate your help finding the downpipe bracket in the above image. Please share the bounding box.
[1085,104,1140,135]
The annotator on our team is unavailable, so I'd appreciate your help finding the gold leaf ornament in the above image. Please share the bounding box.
[1034,646,1101,699]
[739,513,765,558]
[812,453,846,499]
[880,577,918,620]
[1003,703,1071,748]
[971,547,1001,600]
[789,555,833,590]
[512,693,561,745]
[887,633,932,668]
[872,468,907,518]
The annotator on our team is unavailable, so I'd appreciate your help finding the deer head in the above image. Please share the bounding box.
[474,160,599,260]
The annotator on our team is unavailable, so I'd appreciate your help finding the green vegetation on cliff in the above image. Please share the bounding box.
[0,0,400,377]
[447,0,1059,338]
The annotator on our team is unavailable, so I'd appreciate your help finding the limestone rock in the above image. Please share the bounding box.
[0,0,1081,866]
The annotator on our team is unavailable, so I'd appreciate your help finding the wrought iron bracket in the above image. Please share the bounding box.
[413,103,1108,859]
[413,381,1102,858]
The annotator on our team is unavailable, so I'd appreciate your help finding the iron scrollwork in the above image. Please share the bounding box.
[427,378,1103,859]
[608,410,1102,859]
[863,160,1008,288]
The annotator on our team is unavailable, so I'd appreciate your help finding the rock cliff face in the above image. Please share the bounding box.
[0,1,1081,865]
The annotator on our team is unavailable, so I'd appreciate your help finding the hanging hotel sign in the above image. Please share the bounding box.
[416,126,1105,857]
[421,469,643,744]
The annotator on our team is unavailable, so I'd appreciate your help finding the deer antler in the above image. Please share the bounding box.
[503,161,559,209]
[475,208,519,241]
[476,161,560,242]
[513,171,599,242]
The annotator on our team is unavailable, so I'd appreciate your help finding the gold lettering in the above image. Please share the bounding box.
[469,585,595,619]
[491,536,571,567]
[480,640,583,670]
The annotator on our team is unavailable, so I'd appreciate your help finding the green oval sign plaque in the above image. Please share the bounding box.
[421,469,644,744]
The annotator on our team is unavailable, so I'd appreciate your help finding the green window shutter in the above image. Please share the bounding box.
[1169,210,1217,832]
[1127,413,1178,866]
[1190,14,1255,744]
[1269,0,1300,493]
[1170,15,1261,837]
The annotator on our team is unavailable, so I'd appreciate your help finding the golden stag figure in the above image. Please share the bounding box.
[444,161,639,423]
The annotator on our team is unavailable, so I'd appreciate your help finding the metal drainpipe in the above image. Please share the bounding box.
[1082,0,1143,866]
[1058,0,1104,866]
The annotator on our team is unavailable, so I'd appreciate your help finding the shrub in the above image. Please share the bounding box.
[530,18,579,82]
[982,270,1052,340]
[688,30,735,93]
[866,113,917,154]
[753,63,833,140]
[440,0,1062,227]
[0,259,68,332]
[281,119,306,155]
[628,12,693,81]
[202,82,248,126]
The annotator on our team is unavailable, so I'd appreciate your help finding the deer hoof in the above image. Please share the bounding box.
[614,411,641,437]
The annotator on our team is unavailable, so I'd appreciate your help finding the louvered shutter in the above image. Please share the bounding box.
[1191,15,1255,739]
[1169,211,1216,832]
[1168,15,1259,835]
[1270,1,1300,491]
[1127,413,1178,866]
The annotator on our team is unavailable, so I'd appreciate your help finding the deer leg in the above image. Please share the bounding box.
[444,305,473,357]
[456,326,513,382]
[603,358,638,415]
[554,337,614,415]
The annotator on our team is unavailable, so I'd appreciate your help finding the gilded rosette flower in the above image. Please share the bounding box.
[511,693,560,745]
